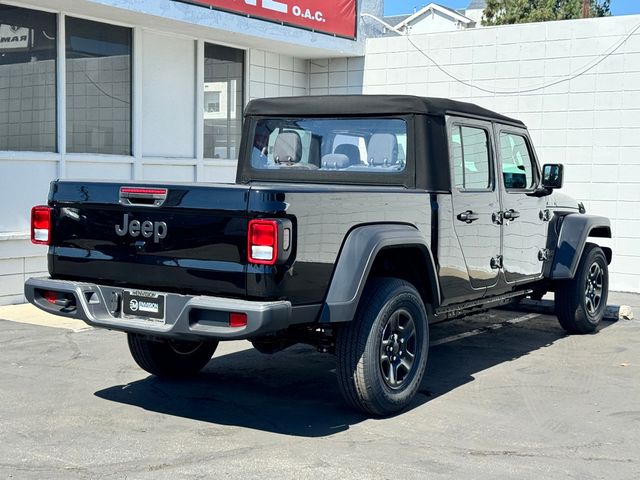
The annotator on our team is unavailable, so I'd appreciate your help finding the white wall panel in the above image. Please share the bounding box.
[0,160,57,232]
[248,49,308,101]
[65,161,132,180]
[203,164,236,183]
[141,31,195,158]
[142,164,195,182]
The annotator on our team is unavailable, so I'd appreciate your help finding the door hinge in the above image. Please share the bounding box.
[538,248,551,261]
[539,209,551,222]
[490,255,503,269]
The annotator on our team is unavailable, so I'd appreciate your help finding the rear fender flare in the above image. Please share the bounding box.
[319,224,440,323]
[550,214,612,280]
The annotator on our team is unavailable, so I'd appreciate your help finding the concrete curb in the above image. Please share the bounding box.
[502,299,634,321]
[0,303,91,332]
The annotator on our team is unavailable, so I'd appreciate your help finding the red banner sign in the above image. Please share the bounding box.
[181,0,357,39]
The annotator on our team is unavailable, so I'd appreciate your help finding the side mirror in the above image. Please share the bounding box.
[542,164,563,189]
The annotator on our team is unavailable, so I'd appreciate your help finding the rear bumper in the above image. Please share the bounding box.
[24,277,296,341]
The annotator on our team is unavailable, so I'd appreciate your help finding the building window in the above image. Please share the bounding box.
[0,5,57,152]
[204,43,244,160]
[65,17,131,155]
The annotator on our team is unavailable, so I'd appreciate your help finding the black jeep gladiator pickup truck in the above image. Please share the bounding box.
[26,95,612,416]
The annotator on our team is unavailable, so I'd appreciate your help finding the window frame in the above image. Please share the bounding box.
[0,4,58,153]
[496,126,541,194]
[64,15,134,156]
[447,117,496,194]
[202,42,245,162]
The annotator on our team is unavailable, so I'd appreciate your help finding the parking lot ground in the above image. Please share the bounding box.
[0,294,638,479]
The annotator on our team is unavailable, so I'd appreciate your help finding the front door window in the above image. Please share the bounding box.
[500,132,536,190]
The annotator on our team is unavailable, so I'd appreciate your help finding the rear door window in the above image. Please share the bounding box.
[451,125,492,190]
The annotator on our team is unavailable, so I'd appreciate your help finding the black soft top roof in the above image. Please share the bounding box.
[244,94,525,127]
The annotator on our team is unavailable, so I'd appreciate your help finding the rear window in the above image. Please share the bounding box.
[249,118,407,173]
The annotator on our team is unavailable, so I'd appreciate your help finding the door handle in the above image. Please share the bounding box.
[503,209,520,220]
[457,210,480,223]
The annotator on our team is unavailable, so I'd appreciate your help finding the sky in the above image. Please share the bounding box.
[384,0,640,16]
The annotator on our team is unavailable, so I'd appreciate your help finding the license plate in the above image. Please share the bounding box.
[122,290,166,322]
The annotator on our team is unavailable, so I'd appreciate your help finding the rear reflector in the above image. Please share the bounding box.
[31,206,52,245]
[248,219,278,265]
[44,291,57,304]
[229,312,247,328]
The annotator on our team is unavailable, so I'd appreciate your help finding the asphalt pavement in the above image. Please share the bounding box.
[0,294,638,479]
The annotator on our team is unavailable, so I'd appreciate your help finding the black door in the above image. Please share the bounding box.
[448,118,501,290]
[495,127,548,283]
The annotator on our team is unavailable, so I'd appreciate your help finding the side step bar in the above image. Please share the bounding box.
[435,289,533,321]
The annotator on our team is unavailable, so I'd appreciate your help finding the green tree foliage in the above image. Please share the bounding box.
[482,0,611,26]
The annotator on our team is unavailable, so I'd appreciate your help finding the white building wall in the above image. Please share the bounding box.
[309,57,365,96]
[407,11,467,34]
[0,19,311,306]
[141,32,196,160]
[4,4,640,305]
[16,0,380,58]
[464,8,484,25]
[354,14,640,292]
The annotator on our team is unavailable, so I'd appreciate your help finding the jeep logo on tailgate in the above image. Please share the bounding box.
[115,214,167,243]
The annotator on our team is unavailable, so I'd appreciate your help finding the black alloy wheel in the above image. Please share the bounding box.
[584,261,604,316]
[556,243,609,334]
[336,277,429,416]
[380,308,417,389]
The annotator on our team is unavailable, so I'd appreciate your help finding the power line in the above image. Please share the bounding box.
[83,71,130,105]
[361,13,640,95]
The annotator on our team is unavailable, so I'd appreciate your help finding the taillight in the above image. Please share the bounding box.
[248,219,278,265]
[31,206,52,245]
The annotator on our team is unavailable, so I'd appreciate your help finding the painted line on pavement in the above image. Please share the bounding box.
[430,313,541,347]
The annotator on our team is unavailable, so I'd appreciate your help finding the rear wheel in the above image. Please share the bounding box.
[555,243,609,334]
[336,278,429,416]
[127,333,218,378]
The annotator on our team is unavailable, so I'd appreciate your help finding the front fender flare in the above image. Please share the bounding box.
[319,224,440,323]
[550,214,612,280]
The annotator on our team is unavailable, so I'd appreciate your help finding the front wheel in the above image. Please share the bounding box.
[336,278,429,416]
[127,333,218,378]
[555,243,609,334]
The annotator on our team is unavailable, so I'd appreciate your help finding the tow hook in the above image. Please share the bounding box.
[110,291,122,316]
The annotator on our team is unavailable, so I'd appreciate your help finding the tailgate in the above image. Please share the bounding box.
[49,181,250,297]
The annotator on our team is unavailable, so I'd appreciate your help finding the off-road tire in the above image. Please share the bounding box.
[555,243,609,334]
[127,333,218,378]
[336,277,429,416]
